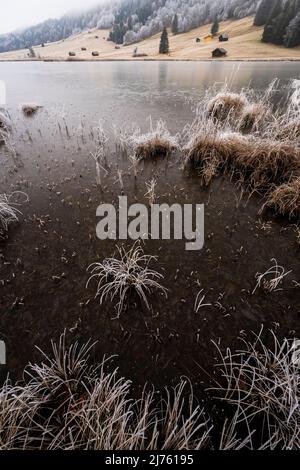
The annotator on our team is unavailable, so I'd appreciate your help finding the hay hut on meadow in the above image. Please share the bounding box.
[212,47,227,58]
[204,34,213,43]
[219,34,229,42]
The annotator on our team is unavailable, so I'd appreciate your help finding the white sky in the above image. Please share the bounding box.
[0,0,105,35]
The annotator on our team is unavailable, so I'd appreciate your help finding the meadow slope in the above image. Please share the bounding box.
[0,17,299,61]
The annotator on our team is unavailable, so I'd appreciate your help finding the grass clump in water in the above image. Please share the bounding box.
[87,242,167,318]
[207,92,248,122]
[265,177,300,218]
[129,119,178,161]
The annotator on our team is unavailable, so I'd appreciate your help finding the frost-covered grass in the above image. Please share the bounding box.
[0,110,11,146]
[183,82,300,214]
[211,329,300,449]
[127,119,178,161]
[207,91,248,122]
[266,177,300,218]
[0,194,22,238]
[0,334,211,450]
[21,104,41,117]
[252,258,292,294]
[87,242,167,318]
[0,329,298,450]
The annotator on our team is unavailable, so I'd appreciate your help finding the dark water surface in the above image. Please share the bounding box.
[0,61,299,391]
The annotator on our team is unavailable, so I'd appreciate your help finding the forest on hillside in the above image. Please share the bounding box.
[0,0,299,53]
[0,0,260,52]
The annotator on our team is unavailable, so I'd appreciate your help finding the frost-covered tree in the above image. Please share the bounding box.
[171,14,179,34]
[97,13,115,29]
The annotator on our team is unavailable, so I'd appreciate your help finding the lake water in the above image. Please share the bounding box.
[1,61,300,130]
[0,61,299,389]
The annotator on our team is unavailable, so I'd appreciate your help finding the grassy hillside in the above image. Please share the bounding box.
[0,17,300,61]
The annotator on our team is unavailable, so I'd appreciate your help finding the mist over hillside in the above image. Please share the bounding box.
[0,0,299,54]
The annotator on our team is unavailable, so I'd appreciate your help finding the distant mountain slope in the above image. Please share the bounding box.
[0,0,260,53]
[1,16,299,61]
[0,4,114,53]
[1,0,300,54]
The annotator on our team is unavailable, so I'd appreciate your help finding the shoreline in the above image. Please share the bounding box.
[0,57,300,63]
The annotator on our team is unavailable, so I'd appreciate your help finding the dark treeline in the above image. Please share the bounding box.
[254,0,300,47]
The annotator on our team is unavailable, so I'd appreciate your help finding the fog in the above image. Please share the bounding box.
[0,0,106,34]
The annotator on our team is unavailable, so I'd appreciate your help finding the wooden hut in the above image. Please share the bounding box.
[92,51,99,56]
[196,37,201,43]
[81,47,87,51]
[204,34,213,43]
[68,52,76,57]
[219,34,229,42]
[212,48,227,58]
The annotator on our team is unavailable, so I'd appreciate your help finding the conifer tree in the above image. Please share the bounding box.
[211,17,220,36]
[284,10,300,46]
[127,16,133,31]
[159,27,169,54]
[262,0,283,42]
[254,0,274,26]
[262,0,300,45]
[171,14,179,35]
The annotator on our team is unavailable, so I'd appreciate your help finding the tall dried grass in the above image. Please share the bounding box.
[127,119,178,161]
[207,92,248,122]
[265,177,300,218]
[0,334,211,450]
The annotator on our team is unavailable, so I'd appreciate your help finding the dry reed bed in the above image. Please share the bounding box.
[183,84,300,217]
[185,131,300,190]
